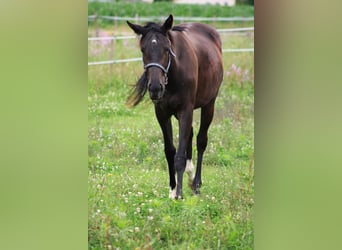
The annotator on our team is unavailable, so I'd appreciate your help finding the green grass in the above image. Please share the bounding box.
[88,23,254,249]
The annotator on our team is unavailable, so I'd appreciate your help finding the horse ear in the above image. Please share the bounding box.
[127,21,146,36]
[162,14,173,32]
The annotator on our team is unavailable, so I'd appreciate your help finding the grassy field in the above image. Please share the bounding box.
[88,21,254,249]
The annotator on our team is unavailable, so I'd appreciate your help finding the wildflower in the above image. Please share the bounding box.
[134,227,140,233]
[147,216,154,221]
[236,66,241,75]
[136,207,141,213]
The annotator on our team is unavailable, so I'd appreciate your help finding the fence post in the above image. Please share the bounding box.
[110,18,116,74]
[94,12,99,37]
[114,13,118,30]
[110,39,114,74]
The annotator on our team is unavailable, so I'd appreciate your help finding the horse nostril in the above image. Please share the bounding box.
[149,82,162,92]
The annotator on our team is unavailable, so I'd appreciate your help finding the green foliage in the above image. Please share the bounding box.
[88,22,254,249]
[237,0,254,5]
[88,2,254,23]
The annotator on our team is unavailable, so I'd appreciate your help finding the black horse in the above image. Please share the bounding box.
[127,15,223,199]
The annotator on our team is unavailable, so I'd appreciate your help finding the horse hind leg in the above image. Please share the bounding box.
[185,127,195,189]
[193,100,215,194]
[185,160,194,189]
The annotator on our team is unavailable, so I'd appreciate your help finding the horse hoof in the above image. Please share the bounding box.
[193,189,201,195]
[175,195,183,200]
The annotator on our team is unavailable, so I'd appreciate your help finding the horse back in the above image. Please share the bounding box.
[172,23,223,108]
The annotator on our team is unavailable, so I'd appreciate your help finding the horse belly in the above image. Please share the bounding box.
[195,63,223,108]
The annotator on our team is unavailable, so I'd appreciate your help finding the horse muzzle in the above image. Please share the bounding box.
[148,80,165,102]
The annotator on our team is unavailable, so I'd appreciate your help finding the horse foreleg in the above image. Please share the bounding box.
[155,108,176,198]
[174,108,193,199]
[162,122,177,198]
[193,100,215,194]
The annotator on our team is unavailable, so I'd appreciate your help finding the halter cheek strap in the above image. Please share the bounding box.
[143,47,176,85]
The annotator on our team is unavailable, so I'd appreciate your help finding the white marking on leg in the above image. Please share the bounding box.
[169,187,177,199]
[185,159,195,188]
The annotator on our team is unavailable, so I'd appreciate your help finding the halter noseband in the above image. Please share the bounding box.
[143,47,176,86]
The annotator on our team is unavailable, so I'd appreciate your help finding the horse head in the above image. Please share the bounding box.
[127,15,176,103]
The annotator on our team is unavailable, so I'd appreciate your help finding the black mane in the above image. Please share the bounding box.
[143,22,164,33]
[142,22,186,34]
[172,25,186,32]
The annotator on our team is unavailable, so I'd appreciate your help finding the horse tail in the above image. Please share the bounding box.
[126,72,148,107]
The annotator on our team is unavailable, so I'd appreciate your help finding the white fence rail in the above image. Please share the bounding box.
[88,47,254,66]
[88,58,141,66]
[88,27,254,42]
